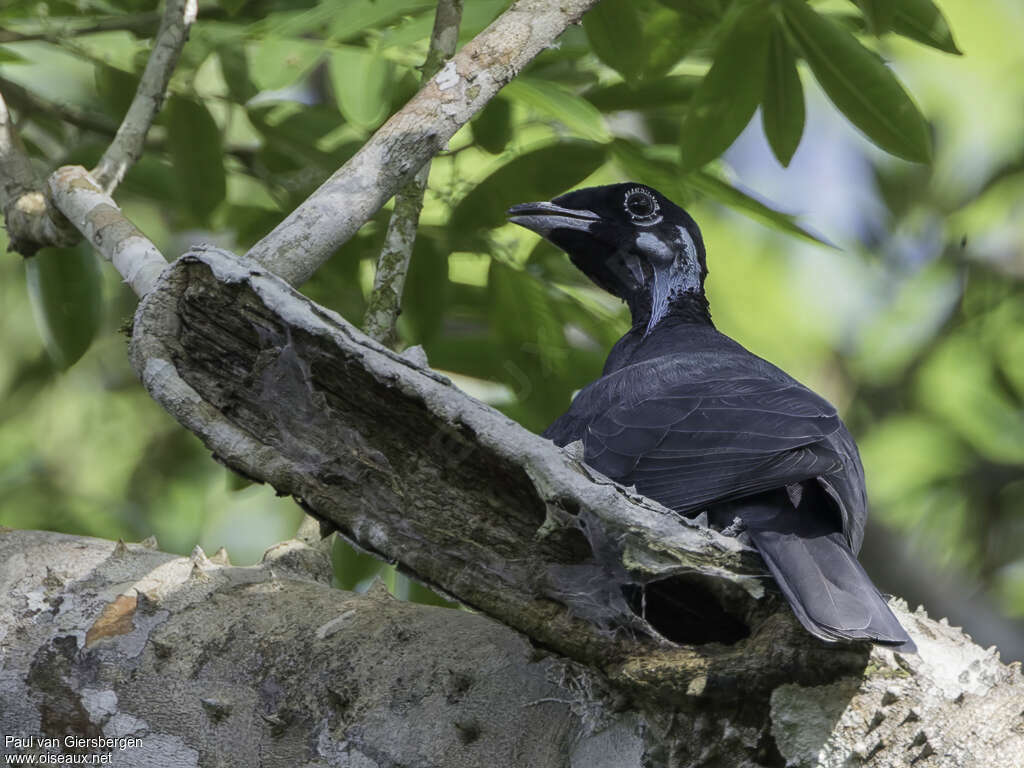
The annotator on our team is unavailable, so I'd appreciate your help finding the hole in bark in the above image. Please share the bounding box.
[624,575,750,645]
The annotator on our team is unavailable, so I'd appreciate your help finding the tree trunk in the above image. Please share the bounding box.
[2,528,1021,767]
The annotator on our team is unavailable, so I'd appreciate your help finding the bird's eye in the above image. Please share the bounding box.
[624,188,659,222]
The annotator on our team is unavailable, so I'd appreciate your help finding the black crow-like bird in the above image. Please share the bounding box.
[508,183,915,651]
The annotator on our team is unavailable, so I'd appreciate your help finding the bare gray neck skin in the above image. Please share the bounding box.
[630,225,708,337]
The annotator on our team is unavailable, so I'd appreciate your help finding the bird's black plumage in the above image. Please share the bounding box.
[508,183,914,651]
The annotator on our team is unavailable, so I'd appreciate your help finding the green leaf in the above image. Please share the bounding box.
[246,38,323,91]
[689,170,835,248]
[25,244,103,370]
[328,0,434,42]
[782,0,932,163]
[401,235,450,346]
[502,78,611,143]
[583,0,646,83]
[216,0,250,16]
[638,6,707,81]
[609,139,694,206]
[487,261,573,429]
[678,7,772,172]
[653,0,721,21]
[0,46,27,63]
[332,537,388,590]
[328,46,394,131]
[892,0,961,55]
[165,96,226,225]
[218,46,257,104]
[854,0,896,35]
[449,141,607,243]
[472,96,513,155]
[585,75,699,112]
[94,63,140,119]
[761,20,805,167]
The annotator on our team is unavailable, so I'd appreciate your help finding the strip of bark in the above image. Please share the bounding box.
[363,0,464,347]
[246,0,602,286]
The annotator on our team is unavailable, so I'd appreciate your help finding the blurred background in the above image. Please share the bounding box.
[1,0,1022,657]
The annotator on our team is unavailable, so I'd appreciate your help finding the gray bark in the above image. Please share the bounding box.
[2,525,1022,768]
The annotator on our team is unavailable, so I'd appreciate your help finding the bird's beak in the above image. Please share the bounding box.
[507,201,601,237]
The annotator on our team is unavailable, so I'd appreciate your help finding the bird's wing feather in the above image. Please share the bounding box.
[547,360,845,514]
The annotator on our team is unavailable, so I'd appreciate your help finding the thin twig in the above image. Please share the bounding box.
[91,0,198,193]
[363,0,463,348]
[245,0,602,286]
[48,166,167,297]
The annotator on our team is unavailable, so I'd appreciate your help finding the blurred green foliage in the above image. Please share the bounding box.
[0,0,1021,624]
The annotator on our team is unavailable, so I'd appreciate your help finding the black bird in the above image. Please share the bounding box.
[508,183,914,651]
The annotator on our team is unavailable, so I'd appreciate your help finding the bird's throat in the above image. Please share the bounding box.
[639,263,710,336]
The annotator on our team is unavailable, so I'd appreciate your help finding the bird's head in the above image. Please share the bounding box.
[508,183,709,334]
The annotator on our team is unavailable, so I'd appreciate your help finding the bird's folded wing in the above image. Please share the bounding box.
[557,373,845,514]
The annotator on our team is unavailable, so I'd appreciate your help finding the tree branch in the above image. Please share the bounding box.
[363,0,464,348]
[91,0,197,193]
[0,88,78,255]
[47,166,166,297]
[245,0,601,286]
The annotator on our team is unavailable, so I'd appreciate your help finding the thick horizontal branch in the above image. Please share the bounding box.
[246,0,602,286]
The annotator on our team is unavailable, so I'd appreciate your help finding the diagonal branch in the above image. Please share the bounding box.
[47,166,167,297]
[363,0,464,347]
[91,0,197,193]
[245,0,602,286]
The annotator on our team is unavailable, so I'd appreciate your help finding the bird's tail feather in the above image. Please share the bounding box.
[735,495,916,653]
